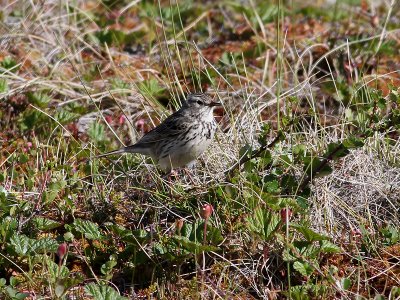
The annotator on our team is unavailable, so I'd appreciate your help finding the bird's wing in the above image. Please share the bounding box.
[98,111,192,157]
[135,112,191,146]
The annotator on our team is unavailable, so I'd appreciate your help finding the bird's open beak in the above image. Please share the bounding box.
[209,101,222,107]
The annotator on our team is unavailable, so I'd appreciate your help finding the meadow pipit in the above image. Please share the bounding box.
[98,93,221,172]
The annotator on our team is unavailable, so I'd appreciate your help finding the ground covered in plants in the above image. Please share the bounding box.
[0,0,400,299]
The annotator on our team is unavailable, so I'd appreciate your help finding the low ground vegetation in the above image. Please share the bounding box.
[0,0,399,299]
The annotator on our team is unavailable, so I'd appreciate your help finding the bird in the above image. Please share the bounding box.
[97,93,221,173]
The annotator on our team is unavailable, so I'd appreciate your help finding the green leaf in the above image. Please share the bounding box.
[325,143,349,160]
[26,92,51,108]
[281,116,291,127]
[88,122,105,143]
[173,235,219,253]
[4,286,29,300]
[18,153,28,163]
[153,242,168,255]
[379,224,399,246]
[181,222,194,240]
[55,281,66,298]
[319,240,341,253]
[108,224,148,244]
[33,217,61,231]
[9,276,19,287]
[286,283,328,299]
[283,240,320,262]
[0,185,8,197]
[261,193,281,209]
[0,278,6,288]
[54,110,80,124]
[84,283,128,300]
[10,234,58,256]
[342,136,364,149]
[293,241,321,259]
[377,98,386,110]
[246,208,280,241]
[243,160,257,173]
[46,258,70,283]
[0,79,8,93]
[20,110,45,131]
[101,259,117,280]
[293,261,314,277]
[137,78,165,99]
[291,224,329,242]
[293,144,306,157]
[45,256,83,289]
[95,29,136,47]
[303,156,333,177]
[110,78,130,90]
[265,179,280,194]
[173,220,222,250]
[389,286,400,299]
[1,56,19,71]
[203,224,224,245]
[281,175,299,194]
[70,219,103,240]
[239,144,252,159]
[257,123,271,146]
[10,234,31,256]
[42,179,67,204]
[279,154,292,168]
[101,260,117,276]
[259,149,272,165]
[282,248,297,262]
[32,237,58,253]
[341,277,351,290]
[0,216,18,241]
[64,232,74,241]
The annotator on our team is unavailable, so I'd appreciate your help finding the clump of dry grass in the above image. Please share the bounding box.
[311,147,400,237]
[1,0,400,298]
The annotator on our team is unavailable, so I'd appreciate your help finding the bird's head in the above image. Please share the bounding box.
[185,93,222,114]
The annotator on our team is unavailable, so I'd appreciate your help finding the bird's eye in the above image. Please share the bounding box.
[197,100,203,105]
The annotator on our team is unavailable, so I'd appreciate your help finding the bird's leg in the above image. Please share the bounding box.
[168,169,179,181]
[182,167,196,185]
[162,168,196,185]
[161,169,178,183]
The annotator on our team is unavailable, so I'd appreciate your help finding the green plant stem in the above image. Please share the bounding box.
[203,218,208,245]
[298,143,346,192]
[226,131,284,179]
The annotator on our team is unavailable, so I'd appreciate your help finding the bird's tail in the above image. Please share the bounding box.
[95,144,145,158]
[95,148,128,158]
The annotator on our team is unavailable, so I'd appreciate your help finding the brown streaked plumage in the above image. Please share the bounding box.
[97,93,221,172]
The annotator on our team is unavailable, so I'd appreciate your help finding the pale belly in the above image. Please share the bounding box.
[158,130,214,172]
